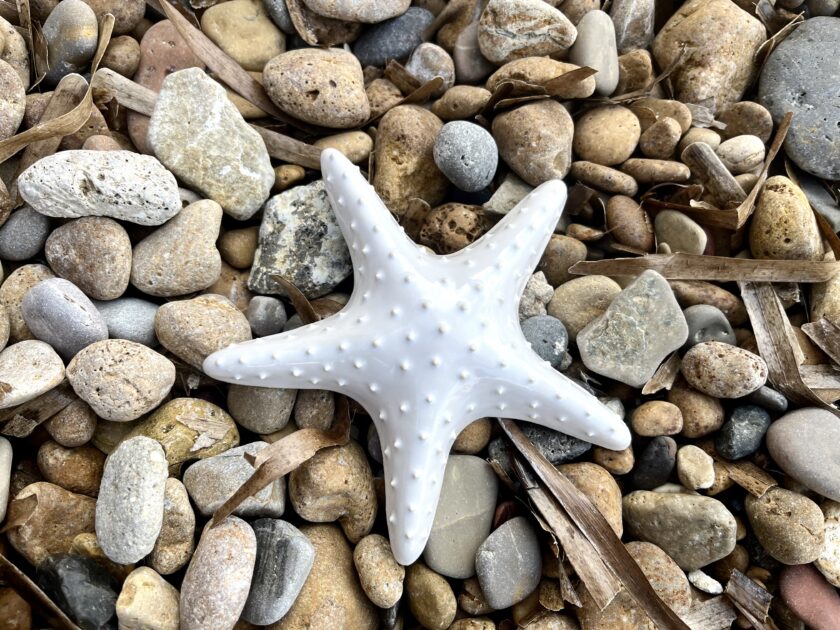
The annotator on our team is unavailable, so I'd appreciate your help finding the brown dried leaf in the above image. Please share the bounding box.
[269,274,319,324]
[0,553,78,629]
[544,66,598,97]
[725,570,776,630]
[365,77,444,125]
[698,441,777,498]
[679,596,738,630]
[384,59,422,94]
[570,253,840,283]
[500,419,691,630]
[421,0,474,41]
[802,318,840,366]
[0,382,77,437]
[641,352,681,395]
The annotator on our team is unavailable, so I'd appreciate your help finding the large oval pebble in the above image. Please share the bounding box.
[0,340,64,409]
[680,341,767,398]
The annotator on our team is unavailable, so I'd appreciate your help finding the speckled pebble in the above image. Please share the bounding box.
[676,444,714,490]
[716,405,771,460]
[406,562,457,630]
[0,340,65,409]
[478,0,576,65]
[475,516,542,609]
[746,487,825,565]
[0,207,49,261]
[521,315,568,367]
[681,341,768,398]
[354,534,405,608]
[433,121,498,193]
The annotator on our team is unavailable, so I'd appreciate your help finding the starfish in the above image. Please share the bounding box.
[204,148,631,565]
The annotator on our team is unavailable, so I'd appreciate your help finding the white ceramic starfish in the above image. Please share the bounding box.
[204,148,631,565]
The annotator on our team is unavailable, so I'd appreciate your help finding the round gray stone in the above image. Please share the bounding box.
[744,385,789,414]
[227,384,296,434]
[759,17,840,179]
[433,121,498,192]
[93,297,159,348]
[247,295,288,337]
[683,304,735,349]
[521,315,568,367]
[96,436,168,564]
[716,405,771,460]
[352,7,433,67]
[21,278,108,359]
[475,516,542,609]
[262,0,294,33]
[0,207,50,261]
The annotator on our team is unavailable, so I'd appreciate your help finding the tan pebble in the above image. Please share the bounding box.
[548,275,621,340]
[570,161,638,196]
[419,203,492,254]
[486,57,596,99]
[453,418,492,454]
[654,210,707,255]
[0,263,54,341]
[82,0,145,35]
[293,389,334,430]
[735,172,759,194]
[670,279,748,326]
[71,532,135,582]
[718,101,774,142]
[593,444,634,475]
[44,399,98,448]
[706,461,735,496]
[374,105,447,215]
[205,262,253,311]
[676,444,715,490]
[36,441,104,497]
[816,500,840,587]
[353,534,405,608]
[605,195,654,251]
[116,567,180,630]
[558,462,623,536]
[746,487,825,565]
[631,98,692,132]
[82,134,122,151]
[678,127,721,155]
[621,158,690,184]
[631,400,683,436]
[458,577,494,615]
[450,619,496,630]
[365,78,402,119]
[101,35,140,77]
[0,59,24,142]
[274,164,305,192]
[639,117,682,159]
[314,131,373,165]
[573,105,641,166]
[538,579,564,612]
[406,562,457,630]
[150,478,195,575]
[219,227,259,270]
[477,0,576,65]
[431,85,492,121]
[668,375,724,438]
[493,99,574,186]
[201,0,284,71]
[289,441,377,543]
[538,234,588,287]
[749,176,823,261]
[616,49,655,94]
[716,134,765,174]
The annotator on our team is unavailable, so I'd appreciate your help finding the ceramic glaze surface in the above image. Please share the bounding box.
[205,148,631,564]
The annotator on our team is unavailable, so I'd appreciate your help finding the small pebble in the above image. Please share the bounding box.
[630,401,683,437]
[100,35,141,77]
[687,569,723,595]
[431,85,492,121]
[116,567,180,630]
[37,440,104,497]
[633,436,677,490]
[668,376,725,438]
[150,478,195,576]
[676,444,715,490]
[406,43,455,97]
[354,534,405,609]
[433,121,498,193]
[639,117,682,159]
[352,7,434,67]
[716,134,765,174]
[716,405,771,460]
[228,384,296,434]
[548,275,621,340]
[94,297,158,347]
[406,562,457,630]
[313,131,373,165]
[683,304,735,349]
[681,341,768,398]
[519,272,554,320]
[219,226,258,270]
[246,295,288,337]
[0,207,49,261]
[558,462,623,536]
[610,0,655,53]
[475,516,542,609]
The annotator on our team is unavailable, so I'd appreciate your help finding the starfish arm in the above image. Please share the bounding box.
[450,178,567,295]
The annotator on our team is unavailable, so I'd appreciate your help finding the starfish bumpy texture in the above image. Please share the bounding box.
[204,148,632,564]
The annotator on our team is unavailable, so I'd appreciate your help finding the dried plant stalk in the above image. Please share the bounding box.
[802,318,840,366]
[725,570,776,630]
[681,142,747,207]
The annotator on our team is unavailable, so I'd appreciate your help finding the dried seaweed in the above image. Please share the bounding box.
[0,553,78,629]
[725,570,777,630]
[802,318,840,366]
[570,253,840,283]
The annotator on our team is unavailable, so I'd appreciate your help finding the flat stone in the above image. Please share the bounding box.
[353,534,404,609]
[433,121,498,193]
[424,455,498,579]
[116,567,180,630]
[478,0,576,65]
[201,0,285,72]
[352,7,433,67]
[180,516,256,630]
[483,173,533,216]
[241,519,315,625]
[149,478,195,576]
[37,554,119,630]
[148,68,274,220]
[568,10,619,96]
[184,442,285,518]
[131,200,223,297]
[42,0,98,85]
[22,278,108,359]
[66,339,176,421]
[249,180,352,299]
[475,516,542,609]
[716,405,771,460]
[94,298,158,347]
[578,270,688,387]
[655,210,707,255]
[0,340,64,409]
[0,207,50,261]
[767,407,840,501]
[623,490,737,570]
[759,17,840,179]
[18,150,181,226]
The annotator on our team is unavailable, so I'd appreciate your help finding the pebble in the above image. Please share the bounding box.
[246,295,287,337]
[277,524,378,629]
[0,207,49,262]
[201,0,284,71]
[116,567,180,630]
[521,315,568,368]
[493,100,574,185]
[631,401,683,437]
[353,7,434,67]
[83,0,145,34]
[42,0,98,85]
[264,48,369,128]
[633,436,676,490]
[453,21,496,84]
[750,176,824,261]
[670,279,748,326]
[478,0,576,65]
[780,564,840,630]
[655,210,709,256]
[37,440,103,497]
[7,482,96,566]
[486,57,596,99]
[687,569,723,595]
[578,270,688,387]
[621,158,691,183]
[683,304,735,350]
[639,117,682,159]
[289,441,376,542]
[604,195,654,251]
[149,478,195,576]
[1,264,54,342]
[219,227,258,270]
[424,454,498,579]
[148,68,274,220]
[66,339,176,421]
[652,0,765,112]
[431,85,492,121]
[406,43,455,96]
[155,294,251,370]
[596,448,636,477]
[241,519,315,625]
[610,0,655,53]
[419,203,492,254]
[37,554,119,630]
[228,384,296,434]
[0,437,10,521]
[0,16,29,89]
[746,487,825,564]
[22,278,108,360]
[681,341,767,398]
[262,0,294,33]
[453,418,493,454]
[433,121,498,192]
[180,516,256,630]
[718,101,774,142]
[45,217,131,300]
[18,150,181,226]
[716,405,771,460]
[577,541,691,629]
[519,272,554,320]
[676,444,715,490]
[484,172,532,217]
[716,135,765,174]
[406,562,457,630]
[548,275,621,340]
[632,98,694,130]
[131,200,222,297]
[373,105,447,216]
[818,500,840,587]
[623,490,737,570]
[100,35,141,77]
[128,397,239,474]
[490,424,591,474]
[571,162,639,196]
[759,17,840,179]
[475,516,542,609]
[558,462,623,536]
[313,131,374,165]
[678,127,722,155]
[354,534,404,608]
[568,10,619,96]
[573,105,641,166]
[0,340,64,409]
[94,298,158,347]
[616,48,655,94]
[767,407,840,501]
[667,376,725,438]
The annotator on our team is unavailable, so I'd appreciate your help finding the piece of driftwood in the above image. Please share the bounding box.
[681,142,747,207]
[802,318,840,366]
[679,596,739,630]
[697,441,777,498]
[0,382,77,438]
[726,570,777,630]
[799,364,840,390]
